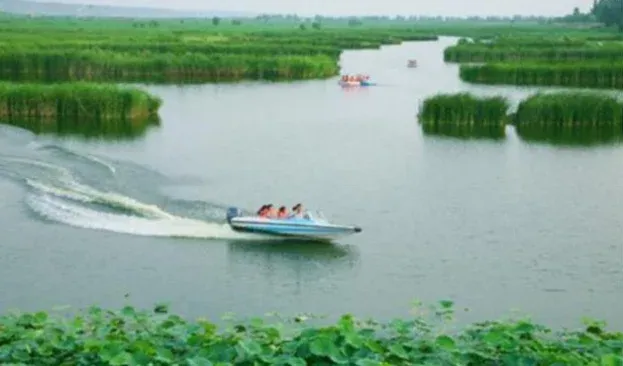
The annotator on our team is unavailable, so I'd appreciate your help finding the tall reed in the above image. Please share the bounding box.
[418,92,509,126]
[459,62,623,89]
[513,92,623,128]
[421,123,506,139]
[445,46,623,63]
[0,82,162,123]
[3,42,344,58]
[0,50,340,83]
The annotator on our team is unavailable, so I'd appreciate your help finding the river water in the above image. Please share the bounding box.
[1,37,621,329]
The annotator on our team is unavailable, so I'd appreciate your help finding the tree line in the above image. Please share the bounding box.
[592,0,623,31]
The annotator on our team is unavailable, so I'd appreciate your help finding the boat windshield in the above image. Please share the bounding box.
[303,210,328,222]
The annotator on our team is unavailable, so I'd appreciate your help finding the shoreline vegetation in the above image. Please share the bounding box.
[444,36,623,90]
[0,82,161,123]
[1,14,623,138]
[0,301,621,365]
[459,62,623,89]
[0,16,441,136]
[418,91,623,143]
[0,24,440,84]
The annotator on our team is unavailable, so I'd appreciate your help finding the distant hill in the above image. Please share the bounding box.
[0,0,254,18]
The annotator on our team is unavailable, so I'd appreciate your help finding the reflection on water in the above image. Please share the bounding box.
[421,123,506,140]
[516,125,623,147]
[0,116,161,141]
[226,240,360,295]
[227,239,359,264]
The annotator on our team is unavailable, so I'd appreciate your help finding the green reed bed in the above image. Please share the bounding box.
[482,37,592,47]
[0,50,339,83]
[3,113,161,140]
[459,62,623,89]
[418,92,510,127]
[514,123,623,146]
[0,82,161,124]
[2,42,343,58]
[412,23,614,39]
[444,45,623,62]
[0,301,621,365]
[245,28,437,40]
[513,92,623,128]
[0,26,436,50]
[421,123,506,139]
[512,92,623,145]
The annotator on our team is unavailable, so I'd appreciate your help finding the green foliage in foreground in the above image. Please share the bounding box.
[418,93,509,126]
[2,302,620,365]
[0,82,161,123]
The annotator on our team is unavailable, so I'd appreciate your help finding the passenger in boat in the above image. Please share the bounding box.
[257,205,269,217]
[290,203,304,218]
[265,204,278,218]
[277,206,289,218]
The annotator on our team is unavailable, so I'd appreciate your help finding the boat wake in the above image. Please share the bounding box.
[0,130,271,240]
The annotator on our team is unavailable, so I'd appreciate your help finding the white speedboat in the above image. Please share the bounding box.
[226,207,362,241]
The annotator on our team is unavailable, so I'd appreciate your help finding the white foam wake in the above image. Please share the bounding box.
[0,154,272,241]
[26,193,268,240]
[33,144,117,176]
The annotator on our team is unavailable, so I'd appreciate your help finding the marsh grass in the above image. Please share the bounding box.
[5,42,345,58]
[0,82,161,124]
[459,62,623,89]
[514,92,623,127]
[421,123,506,139]
[418,93,510,126]
[0,50,340,83]
[0,24,438,83]
[515,124,623,146]
[2,115,161,140]
[445,45,623,63]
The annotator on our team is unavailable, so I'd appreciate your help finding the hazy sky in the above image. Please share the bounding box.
[38,0,593,17]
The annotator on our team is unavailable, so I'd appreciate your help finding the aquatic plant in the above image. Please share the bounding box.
[0,17,441,84]
[421,123,506,140]
[444,45,623,62]
[0,301,620,365]
[459,62,623,89]
[0,82,161,123]
[515,124,623,146]
[0,50,340,83]
[3,42,345,58]
[2,114,161,141]
[418,92,509,126]
[513,92,623,128]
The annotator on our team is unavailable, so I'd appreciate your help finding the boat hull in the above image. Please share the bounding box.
[226,207,362,241]
[339,80,374,87]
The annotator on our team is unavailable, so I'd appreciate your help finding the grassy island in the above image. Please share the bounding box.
[0,82,161,124]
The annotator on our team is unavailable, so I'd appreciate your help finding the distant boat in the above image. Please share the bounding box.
[338,74,374,87]
[407,59,417,68]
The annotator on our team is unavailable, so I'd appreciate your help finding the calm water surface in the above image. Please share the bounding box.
[1,37,621,329]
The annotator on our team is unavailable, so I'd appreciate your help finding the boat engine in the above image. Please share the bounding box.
[226,207,242,224]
